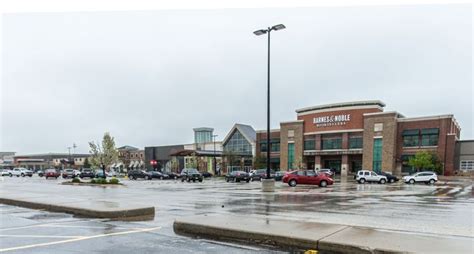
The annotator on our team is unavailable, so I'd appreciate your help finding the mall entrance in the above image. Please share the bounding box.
[324,160,341,174]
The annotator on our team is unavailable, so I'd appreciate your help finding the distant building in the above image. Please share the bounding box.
[0,152,16,169]
[455,140,474,172]
[116,145,144,172]
[13,153,91,170]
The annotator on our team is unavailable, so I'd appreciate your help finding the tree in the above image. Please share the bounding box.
[408,151,443,174]
[293,158,305,170]
[170,157,179,172]
[253,154,266,169]
[83,157,91,169]
[89,132,119,178]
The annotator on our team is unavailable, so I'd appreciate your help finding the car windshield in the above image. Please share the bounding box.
[65,169,73,172]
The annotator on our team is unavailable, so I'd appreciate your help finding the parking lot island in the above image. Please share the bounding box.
[174,214,473,253]
[0,197,155,220]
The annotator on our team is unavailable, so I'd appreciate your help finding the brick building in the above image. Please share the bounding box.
[255,100,461,176]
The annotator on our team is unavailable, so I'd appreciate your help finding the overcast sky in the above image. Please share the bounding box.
[1,4,472,154]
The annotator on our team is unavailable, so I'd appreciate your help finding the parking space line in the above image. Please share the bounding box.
[0,226,162,252]
[0,235,83,239]
[0,219,105,232]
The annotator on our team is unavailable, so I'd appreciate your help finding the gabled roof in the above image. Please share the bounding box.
[117,145,139,151]
[222,123,257,145]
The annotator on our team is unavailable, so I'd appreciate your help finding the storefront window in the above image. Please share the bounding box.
[304,139,315,150]
[401,154,415,174]
[372,138,382,173]
[349,137,363,149]
[402,129,420,147]
[421,128,439,146]
[260,143,267,152]
[321,137,342,150]
[271,142,280,152]
[288,143,295,169]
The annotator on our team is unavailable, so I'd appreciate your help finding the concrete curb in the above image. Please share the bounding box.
[0,197,155,220]
[173,215,473,254]
[61,182,125,187]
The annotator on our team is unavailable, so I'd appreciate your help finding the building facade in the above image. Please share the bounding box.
[12,153,91,170]
[256,100,461,176]
[455,140,474,172]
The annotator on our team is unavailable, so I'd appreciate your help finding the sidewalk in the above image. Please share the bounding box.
[174,214,473,254]
[0,193,155,220]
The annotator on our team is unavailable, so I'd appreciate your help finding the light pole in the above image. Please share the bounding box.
[212,134,218,175]
[254,24,286,185]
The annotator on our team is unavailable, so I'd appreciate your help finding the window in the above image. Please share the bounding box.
[223,129,252,155]
[373,138,383,173]
[349,137,363,149]
[307,170,316,176]
[271,142,280,152]
[260,143,267,152]
[402,129,420,147]
[288,143,295,169]
[421,128,439,146]
[461,160,474,171]
[321,137,342,150]
[304,139,315,150]
[364,171,370,176]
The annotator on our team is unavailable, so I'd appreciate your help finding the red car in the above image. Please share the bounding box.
[45,169,60,179]
[282,170,334,187]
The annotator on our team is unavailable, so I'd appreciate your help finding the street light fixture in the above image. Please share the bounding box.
[253,24,286,185]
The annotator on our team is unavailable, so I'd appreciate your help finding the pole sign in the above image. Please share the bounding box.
[313,114,351,127]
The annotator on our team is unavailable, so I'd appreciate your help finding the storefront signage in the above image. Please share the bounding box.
[313,114,351,127]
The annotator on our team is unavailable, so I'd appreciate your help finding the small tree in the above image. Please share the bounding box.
[408,151,435,172]
[293,158,305,170]
[83,157,91,169]
[89,132,119,178]
[253,155,266,169]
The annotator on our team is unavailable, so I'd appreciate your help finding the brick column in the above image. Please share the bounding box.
[341,154,349,177]
[342,133,349,150]
[315,134,322,150]
[315,156,321,170]
[444,134,456,176]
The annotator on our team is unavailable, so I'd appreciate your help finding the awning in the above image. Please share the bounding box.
[421,128,439,135]
[402,129,419,136]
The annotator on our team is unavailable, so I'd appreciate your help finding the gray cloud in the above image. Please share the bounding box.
[1,4,472,154]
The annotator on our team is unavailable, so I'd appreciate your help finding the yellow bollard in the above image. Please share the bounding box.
[304,250,318,254]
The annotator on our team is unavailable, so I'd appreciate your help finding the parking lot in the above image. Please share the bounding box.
[0,176,473,253]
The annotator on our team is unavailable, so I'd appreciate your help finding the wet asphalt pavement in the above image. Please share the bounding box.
[0,176,473,253]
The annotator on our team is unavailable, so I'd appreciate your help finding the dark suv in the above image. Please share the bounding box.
[128,170,151,180]
[80,168,95,179]
[180,168,203,182]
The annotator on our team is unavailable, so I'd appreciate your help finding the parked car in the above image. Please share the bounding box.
[282,170,334,187]
[180,168,203,182]
[128,170,151,180]
[79,168,95,179]
[95,170,107,178]
[73,170,81,177]
[317,168,334,177]
[166,172,179,180]
[403,171,438,185]
[149,171,169,180]
[225,171,250,182]
[1,169,11,176]
[11,168,33,177]
[379,172,399,183]
[106,170,117,177]
[201,171,213,178]
[273,171,285,181]
[356,170,387,184]
[37,170,44,177]
[62,169,75,178]
[45,169,60,179]
[250,169,275,181]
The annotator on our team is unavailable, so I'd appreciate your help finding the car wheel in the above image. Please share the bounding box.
[17,175,20,177]
[21,174,25,177]
[246,179,250,183]
[187,178,191,182]
[9,174,12,177]
[198,179,203,182]
[429,179,435,185]
[55,177,58,179]
[192,179,196,182]
[359,178,366,184]
[250,178,254,182]
[320,180,328,187]
[380,179,386,184]
[181,178,185,182]
[226,178,229,182]
[409,179,415,184]
[289,179,297,187]
[160,176,164,180]
[389,179,394,183]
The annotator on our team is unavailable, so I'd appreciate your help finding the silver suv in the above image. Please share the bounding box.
[356,170,387,184]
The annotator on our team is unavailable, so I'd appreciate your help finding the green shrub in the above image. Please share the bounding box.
[71,178,81,183]
[108,178,119,184]
[96,178,107,184]
[90,179,96,184]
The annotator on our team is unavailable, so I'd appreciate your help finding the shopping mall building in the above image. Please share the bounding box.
[256,100,461,176]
